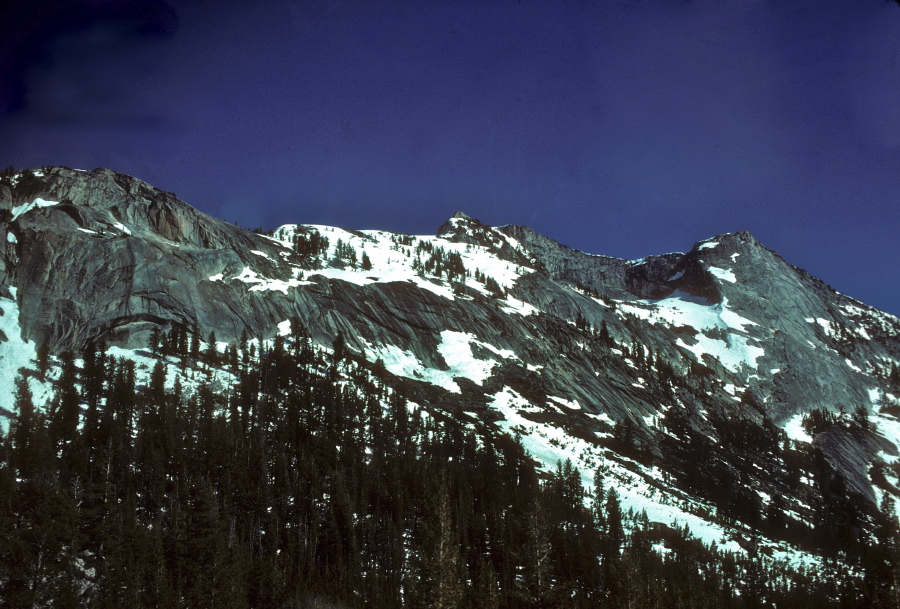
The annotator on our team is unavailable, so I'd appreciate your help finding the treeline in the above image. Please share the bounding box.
[0,329,898,607]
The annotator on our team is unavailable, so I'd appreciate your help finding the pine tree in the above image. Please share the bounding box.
[604,488,624,561]
[51,351,80,450]
[469,556,500,609]
[592,467,606,530]
[602,488,625,605]
[866,495,900,608]
[149,325,162,357]
[408,471,462,609]
[575,310,588,332]
[11,374,36,475]
[189,329,201,363]
[205,331,218,366]
[332,331,347,364]
[36,341,51,381]
[514,482,552,607]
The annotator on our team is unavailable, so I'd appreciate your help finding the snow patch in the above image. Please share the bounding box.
[783,414,813,444]
[277,319,292,336]
[675,332,765,374]
[488,387,760,557]
[272,224,534,299]
[11,197,58,220]
[500,296,539,316]
[708,266,736,283]
[437,331,499,387]
[227,266,309,294]
[0,287,36,432]
[364,331,511,393]
[618,293,763,373]
[548,395,582,410]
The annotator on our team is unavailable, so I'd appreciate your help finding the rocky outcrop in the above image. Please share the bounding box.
[2,166,899,513]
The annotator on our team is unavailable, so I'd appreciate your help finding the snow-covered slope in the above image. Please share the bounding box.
[2,166,899,569]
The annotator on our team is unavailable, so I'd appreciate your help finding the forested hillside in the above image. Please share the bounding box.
[2,325,898,608]
[2,167,900,607]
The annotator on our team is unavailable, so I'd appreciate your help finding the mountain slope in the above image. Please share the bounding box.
[1,166,899,567]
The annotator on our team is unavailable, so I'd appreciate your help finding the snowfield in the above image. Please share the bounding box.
[363,331,519,393]
[1,210,896,579]
[617,293,765,374]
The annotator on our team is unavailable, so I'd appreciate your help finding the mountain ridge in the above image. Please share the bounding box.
[1,165,900,574]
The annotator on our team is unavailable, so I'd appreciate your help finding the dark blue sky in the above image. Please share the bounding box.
[2,0,900,315]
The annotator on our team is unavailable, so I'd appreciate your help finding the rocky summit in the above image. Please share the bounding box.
[2,166,900,583]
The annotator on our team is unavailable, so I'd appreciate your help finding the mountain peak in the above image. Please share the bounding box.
[436,211,489,238]
[2,167,900,591]
[693,231,756,251]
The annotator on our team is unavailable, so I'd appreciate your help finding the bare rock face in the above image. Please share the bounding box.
[1,167,301,350]
[2,166,900,514]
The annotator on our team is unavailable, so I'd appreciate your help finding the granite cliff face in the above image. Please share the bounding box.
[2,166,899,556]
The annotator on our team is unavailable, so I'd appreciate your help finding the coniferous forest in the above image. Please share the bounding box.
[1,325,899,608]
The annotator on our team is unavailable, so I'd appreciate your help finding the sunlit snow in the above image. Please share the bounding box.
[548,395,582,410]
[0,288,36,432]
[618,293,764,373]
[277,319,292,336]
[486,387,825,564]
[783,414,813,444]
[11,198,59,221]
[708,266,737,283]
[269,223,533,297]
[363,331,517,393]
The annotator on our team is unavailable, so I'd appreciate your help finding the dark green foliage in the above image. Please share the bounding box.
[574,310,590,332]
[292,230,330,261]
[36,341,50,381]
[889,363,900,393]
[483,275,503,299]
[50,351,80,451]
[334,238,357,265]
[598,320,613,347]
[205,330,218,366]
[414,244,467,282]
[802,407,840,436]
[0,336,891,608]
[10,375,37,476]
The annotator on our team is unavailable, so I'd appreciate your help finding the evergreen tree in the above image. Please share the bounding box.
[36,341,50,381]
[517,488,552,607]
[408,471,463,609]
[51,351,80,451]
[11,375,36,475]
[205,331,218,366]
[866,495,900,608]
